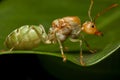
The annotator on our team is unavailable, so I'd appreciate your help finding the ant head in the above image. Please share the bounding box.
[82,0,102,36]
[82,0,118,36]
[82,21,102,36]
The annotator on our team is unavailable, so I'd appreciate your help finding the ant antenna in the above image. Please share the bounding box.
[88,0,94,21]
[93,3,118,22]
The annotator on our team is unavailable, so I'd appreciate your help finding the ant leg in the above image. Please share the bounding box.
[81,34,96,53]
[57,38,66,62]
[69,38,85,66]
[79,40,85,66]
[10,47,14,51]
[4,41,14,51]
[84,39,96,53]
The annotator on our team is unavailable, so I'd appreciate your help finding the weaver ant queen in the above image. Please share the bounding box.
[4,0,118,66]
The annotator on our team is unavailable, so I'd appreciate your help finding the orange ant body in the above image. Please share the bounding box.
[47,0,118,65]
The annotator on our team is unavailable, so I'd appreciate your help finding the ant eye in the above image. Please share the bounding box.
[91,25,94,28]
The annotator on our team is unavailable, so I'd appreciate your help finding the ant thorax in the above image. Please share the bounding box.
[48,16,81,43]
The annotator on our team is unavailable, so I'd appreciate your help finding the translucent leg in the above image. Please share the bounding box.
[84,40,96,53]
[57,38,66,62]
[69,38,85,66]
[79,40,85,66]
[10,47,14,51]
[81,34,96,53]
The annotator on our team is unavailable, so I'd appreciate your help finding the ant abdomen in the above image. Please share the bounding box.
[5,25,49,50]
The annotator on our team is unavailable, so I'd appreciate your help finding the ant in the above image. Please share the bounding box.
[47,0,118,65]
[4,0,118,66]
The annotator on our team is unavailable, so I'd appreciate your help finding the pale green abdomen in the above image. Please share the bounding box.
[5,25,43,50]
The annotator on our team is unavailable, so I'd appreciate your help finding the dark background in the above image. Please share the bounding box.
[0,54,58,80]
[0,49,120,80]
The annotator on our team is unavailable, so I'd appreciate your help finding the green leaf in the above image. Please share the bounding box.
[0,0,120,67]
